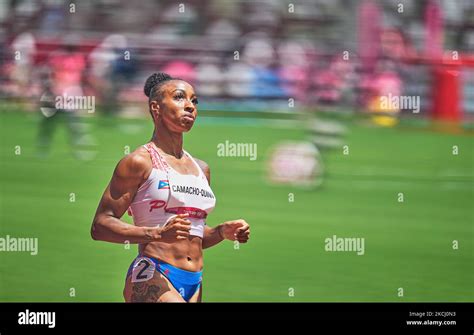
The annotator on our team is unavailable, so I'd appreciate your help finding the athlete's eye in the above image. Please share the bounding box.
[192,98,198,105]
[174,93,185,101]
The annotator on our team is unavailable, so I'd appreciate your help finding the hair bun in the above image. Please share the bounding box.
[144,72,173,97]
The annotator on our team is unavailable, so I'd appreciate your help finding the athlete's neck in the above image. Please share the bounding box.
[151,124,184,159]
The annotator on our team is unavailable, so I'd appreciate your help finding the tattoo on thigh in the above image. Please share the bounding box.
[131,282,161,302]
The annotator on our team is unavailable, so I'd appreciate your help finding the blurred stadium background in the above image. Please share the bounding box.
[0,0,473,302]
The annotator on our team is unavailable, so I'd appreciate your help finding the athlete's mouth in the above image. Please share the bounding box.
[182,114,195,122]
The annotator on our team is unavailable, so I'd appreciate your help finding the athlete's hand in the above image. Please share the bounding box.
[159,213,192,243]
[219,219,250,243]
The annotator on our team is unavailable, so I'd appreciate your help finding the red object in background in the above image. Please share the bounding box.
[431,66,461,122]
[424,0,461,123]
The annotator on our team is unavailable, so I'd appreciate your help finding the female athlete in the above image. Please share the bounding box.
[91,72,250,302]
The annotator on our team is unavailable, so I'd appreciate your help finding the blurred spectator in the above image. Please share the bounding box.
[37,41,95,159]
[49,41,86,98]
[10,32,36,97]
[277,40,310,101]
[225,62,253,97]
[366,60,403,126]
[195,62,224,97]
[163,61,196,84]
[242,36,285,98]
[314,55,356,105]
[89,34,137,114]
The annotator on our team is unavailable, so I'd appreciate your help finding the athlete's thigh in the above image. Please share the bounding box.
[188,284,202,303]
[123,258,185,303]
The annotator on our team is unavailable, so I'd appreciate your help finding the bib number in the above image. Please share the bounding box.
[131,257,156,283]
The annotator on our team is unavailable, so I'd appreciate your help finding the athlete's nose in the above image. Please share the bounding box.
[184,101,195,113]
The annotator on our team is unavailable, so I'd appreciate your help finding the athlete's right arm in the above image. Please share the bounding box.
[91,151,160,244]
[91,152,191,244]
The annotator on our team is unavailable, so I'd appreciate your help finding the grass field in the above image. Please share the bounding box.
[0,110,473,302]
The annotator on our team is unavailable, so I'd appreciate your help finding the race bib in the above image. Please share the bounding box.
[131,257,156,283]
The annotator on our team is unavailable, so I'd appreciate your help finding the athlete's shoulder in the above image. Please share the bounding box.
[115,146,151,179]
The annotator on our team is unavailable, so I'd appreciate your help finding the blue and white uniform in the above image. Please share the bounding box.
[126,142,216,301]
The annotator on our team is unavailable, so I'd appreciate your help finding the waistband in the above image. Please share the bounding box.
[141,255,202,285]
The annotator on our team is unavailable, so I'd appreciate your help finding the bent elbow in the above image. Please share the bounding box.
[90,225,97,241]
[90,221,101,241]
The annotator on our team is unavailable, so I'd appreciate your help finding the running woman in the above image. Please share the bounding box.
[91,72,250,302]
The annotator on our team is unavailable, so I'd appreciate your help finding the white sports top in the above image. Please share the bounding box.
[128,142,216,238]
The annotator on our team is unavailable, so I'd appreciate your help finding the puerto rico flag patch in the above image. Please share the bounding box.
[158,180,170,189]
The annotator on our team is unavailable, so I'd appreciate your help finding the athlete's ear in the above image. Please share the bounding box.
[150,101,160,122]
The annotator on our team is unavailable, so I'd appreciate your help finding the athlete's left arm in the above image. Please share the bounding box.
[194,158,250,249]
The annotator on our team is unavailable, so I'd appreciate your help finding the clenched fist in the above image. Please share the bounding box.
[219,219,250,243]
[159,213,192,243]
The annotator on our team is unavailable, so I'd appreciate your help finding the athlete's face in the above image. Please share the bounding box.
[151,80,198,133]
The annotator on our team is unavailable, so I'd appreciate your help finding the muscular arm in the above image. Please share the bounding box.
[203,225,225,249]
[91,150,161,244]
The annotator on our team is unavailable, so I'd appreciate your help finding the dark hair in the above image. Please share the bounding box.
[144,72,175,101]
